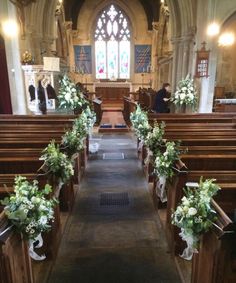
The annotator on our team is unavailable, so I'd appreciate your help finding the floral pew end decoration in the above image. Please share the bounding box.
[145,121,166,163]
[172,178,220,260]
[1,176,57,261]
[171,74,198,112]
[39,140,74,196]
[153,141,184,203]
[130,104,151,149]
[83,106,96,135]
[58,74,88,114]
[60,106,96,161]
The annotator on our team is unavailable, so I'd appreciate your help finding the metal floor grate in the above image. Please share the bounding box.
[103,153,124,160]
[100,192,129,206]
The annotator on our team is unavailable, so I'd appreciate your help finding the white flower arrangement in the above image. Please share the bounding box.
[172,178,220,260]
[61,129,85,158]
[58,75,87,111]
[39,140,74,185]
[130,104,151,142]
[1,176,57,240]
[153,141,182,178]
[82,106,96,131]
[145,122,165,155]
[172,74,197,108]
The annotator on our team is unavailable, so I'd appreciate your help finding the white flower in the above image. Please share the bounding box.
[39,216,48,225]
[188,207,197,216]
[180,93,186,100]
[182,197,190,206]
[65,92,71,102]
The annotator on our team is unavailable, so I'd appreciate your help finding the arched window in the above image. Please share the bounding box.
[95,4,131,79]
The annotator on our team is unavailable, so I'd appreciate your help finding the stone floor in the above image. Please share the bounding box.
[48,133,181,283]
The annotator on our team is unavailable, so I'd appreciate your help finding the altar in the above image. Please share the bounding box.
[93,82,131,108]
[214,99,236,112]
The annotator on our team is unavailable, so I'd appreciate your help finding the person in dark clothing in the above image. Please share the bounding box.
[153,83,171,113]
[37,80,47,114]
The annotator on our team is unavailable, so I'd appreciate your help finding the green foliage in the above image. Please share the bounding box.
[1,176,57,240]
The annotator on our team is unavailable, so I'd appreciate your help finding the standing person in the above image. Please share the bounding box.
[153,83,171,113]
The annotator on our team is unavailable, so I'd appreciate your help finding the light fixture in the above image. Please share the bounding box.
[2,20,19,37]
[218,32,235,46]
[207,22,220,36]
[161,0,165,3]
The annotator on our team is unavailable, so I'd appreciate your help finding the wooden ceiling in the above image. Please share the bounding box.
[64,0,160,30]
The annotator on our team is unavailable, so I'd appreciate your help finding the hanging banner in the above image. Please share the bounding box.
[74,45,92,74]
[195,42,210,78]
[135,45,151,73]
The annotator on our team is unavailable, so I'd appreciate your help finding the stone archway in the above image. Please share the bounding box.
[0,35,12,114]
[215,12,236,98]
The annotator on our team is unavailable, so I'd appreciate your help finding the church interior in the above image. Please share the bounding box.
[0,0,236,282]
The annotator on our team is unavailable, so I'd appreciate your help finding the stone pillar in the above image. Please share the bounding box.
[151,22,159,90]
[171,37,182,91]
[1,0,28,114]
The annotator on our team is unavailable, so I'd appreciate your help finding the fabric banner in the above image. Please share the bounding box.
[74,45,92,74]
[134,45,151,73]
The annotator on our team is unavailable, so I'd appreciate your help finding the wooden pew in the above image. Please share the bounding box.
[191,200,236,283]
[0,174,62,260]
[165,171,236,255]
[0,211,34,283]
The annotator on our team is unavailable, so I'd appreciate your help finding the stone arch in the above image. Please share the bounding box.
[76,0,148,42]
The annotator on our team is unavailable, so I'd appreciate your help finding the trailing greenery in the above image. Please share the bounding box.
[39,140,74,184]
[172,178,220,251]
[1,176,57,240]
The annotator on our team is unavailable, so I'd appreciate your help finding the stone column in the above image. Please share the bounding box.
[171,37,182,91]
[2,1,28,114]
[151,22,159,90]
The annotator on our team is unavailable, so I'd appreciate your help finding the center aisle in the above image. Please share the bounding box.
[48,133,181,283]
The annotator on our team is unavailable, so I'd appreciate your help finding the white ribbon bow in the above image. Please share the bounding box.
[156,175,167,203]
[29,233,46,261]
[144,149,153,165]
[179,228,198,260]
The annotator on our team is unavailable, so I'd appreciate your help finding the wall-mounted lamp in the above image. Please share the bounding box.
[2,20,19,37]
[207,22,220,37]
[218,32,235,47]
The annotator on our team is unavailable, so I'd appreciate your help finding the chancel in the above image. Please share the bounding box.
[0,1,236,283]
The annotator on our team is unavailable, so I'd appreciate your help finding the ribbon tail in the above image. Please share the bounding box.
[156,175,167,203]
[28,233,46,261]
[54,181,64,198]
[179,229,198,261]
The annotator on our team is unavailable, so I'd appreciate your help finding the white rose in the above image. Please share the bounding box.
[180,93,186,100]
[65,92,71,102]
[39,216,48,225]
[188,207,197,216]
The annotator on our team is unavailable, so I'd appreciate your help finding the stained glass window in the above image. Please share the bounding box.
[95,4,131,79]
